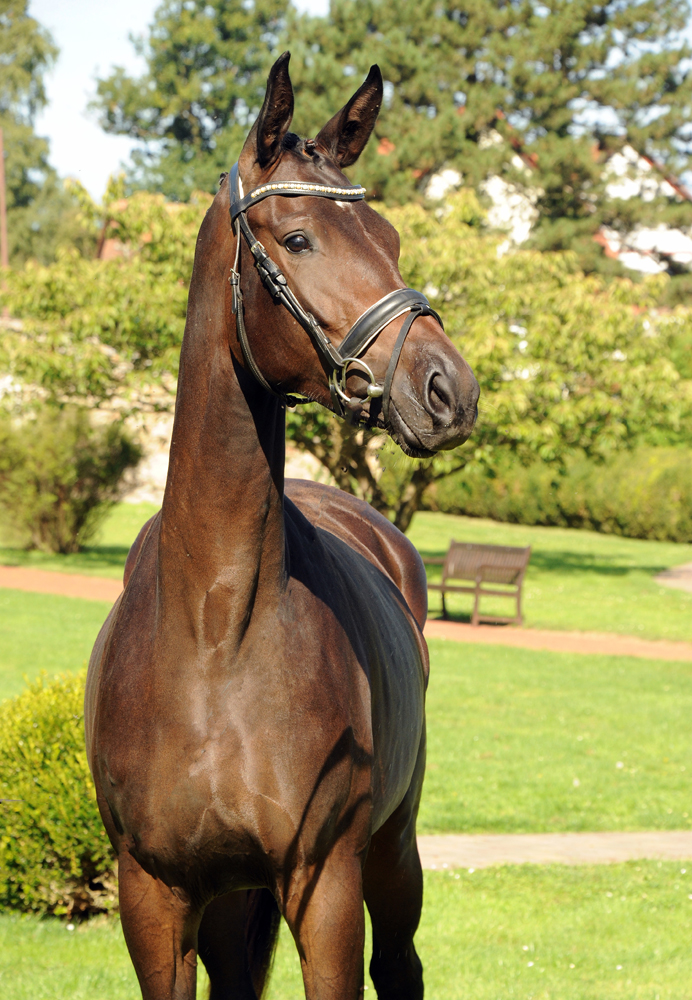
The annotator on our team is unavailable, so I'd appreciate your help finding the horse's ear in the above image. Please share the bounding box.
[315,66,383,168]
[243,51,294,170]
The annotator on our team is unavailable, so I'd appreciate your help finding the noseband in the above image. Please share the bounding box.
[229,162,443,422]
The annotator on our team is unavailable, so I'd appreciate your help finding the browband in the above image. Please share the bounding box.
[231,180,366,221]
[228,161,442,423]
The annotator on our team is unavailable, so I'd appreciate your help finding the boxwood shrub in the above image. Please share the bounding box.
[0,672,116,917]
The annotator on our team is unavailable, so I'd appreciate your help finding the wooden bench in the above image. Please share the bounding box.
[424,541,531,626]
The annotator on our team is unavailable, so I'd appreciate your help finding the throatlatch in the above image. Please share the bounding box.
[228,162,443,422]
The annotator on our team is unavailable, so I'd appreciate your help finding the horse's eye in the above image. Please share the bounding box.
[284,234,310,254]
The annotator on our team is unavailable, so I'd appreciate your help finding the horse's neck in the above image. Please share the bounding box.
[157,267,286,643]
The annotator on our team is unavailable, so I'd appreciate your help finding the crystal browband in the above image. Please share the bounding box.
[230,181,366,221]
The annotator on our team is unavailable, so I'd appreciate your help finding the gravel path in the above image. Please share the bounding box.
[417,831,692,869]
[425,619,692,661]
[0,565,122,602]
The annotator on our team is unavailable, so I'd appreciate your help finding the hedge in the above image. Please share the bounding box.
[428,447,692,543]
[0,672,116,917]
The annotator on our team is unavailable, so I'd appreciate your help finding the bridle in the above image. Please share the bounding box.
[229,161,443,422]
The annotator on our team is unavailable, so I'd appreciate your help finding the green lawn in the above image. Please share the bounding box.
[2,598,692,833]
[0,590,111,701]
[409,510,692,641]
[3,862,692,999]
[421,638,692,834]
[0,503,159,580]
[3,503,692,639]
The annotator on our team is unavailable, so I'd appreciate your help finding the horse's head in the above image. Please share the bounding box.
[225,52,479,458]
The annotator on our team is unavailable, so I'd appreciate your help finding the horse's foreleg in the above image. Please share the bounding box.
[198,888,280,1000]
[363,741,426,1000]
[284,850,366,1000]
[118,850,201,1000]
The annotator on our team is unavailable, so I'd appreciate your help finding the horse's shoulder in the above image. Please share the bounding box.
[284,479,427,629]
[123,511,161,588]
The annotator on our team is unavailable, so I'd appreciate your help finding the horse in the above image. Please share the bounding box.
[85,52,479,1000]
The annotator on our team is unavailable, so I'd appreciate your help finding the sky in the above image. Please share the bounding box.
[28,0,328,201]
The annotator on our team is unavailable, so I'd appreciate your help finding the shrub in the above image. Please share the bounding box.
[429,447,692,543]
[0,672,116,917]
[0,406,141,553]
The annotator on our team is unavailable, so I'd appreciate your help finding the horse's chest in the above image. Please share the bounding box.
[100,658,374,873]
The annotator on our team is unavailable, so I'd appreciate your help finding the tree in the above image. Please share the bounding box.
[1,188,689,532]
[0,2,96,264]
[287,191,692,530]
[0,182,208,411]
[0,406,141,553]
[92,0,289,201]
[94,0,692,276]
[287,0,692,273]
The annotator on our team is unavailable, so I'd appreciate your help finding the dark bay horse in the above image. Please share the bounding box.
[85,53,479,1000]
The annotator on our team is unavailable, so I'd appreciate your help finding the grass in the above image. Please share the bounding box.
[2,596,692,831]
[4,506,692,995]
[0,503,159,580]
[3,862,692,999]
[0,590,110,701]
[421,638,692,834]
[3,503,692,640]
[409,510,692,641]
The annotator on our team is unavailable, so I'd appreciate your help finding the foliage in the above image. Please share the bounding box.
[288,0,692,193]
[3,183,690,531]
[0,672,115,917]
[0,2,96,264]
[431,446,692,543]
[289,0,692,278]
[0,185,209,405]
[92,0,289,200]
[95,0,692,275]
[0,500,158,580]
[288,192,692,529]
[0,406,141,554]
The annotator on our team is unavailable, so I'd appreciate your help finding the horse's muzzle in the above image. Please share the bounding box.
[387,346,480,458]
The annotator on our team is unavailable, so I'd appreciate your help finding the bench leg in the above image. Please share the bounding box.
[471,580,481,627]
[516,586,523,627]
[441,590,447,620]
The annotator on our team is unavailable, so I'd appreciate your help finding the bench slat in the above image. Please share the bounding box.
[427,540,532,627]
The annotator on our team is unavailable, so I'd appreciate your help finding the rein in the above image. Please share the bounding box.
[229,161,442,422]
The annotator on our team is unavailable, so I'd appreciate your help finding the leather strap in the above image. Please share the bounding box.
[231,177,366,221]
[340,288,441,360]
[382,304,436,425]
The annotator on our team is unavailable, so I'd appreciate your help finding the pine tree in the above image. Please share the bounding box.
[92,0,289,200]
[94,0,692,275]
[288,0,692,274]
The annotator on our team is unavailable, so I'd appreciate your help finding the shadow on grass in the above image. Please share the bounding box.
[0,544,130,574]
[418,548,671,579]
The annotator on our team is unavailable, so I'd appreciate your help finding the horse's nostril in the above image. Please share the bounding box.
[426,372,454,423]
